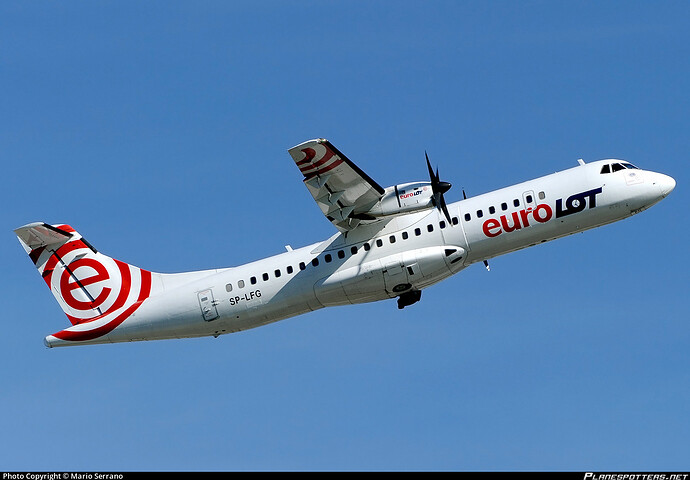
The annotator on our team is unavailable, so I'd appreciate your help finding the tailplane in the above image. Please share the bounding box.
[15,222,153,345]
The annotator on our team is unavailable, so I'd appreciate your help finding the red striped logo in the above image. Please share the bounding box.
[296,145,343,179]
[37,234,152,342]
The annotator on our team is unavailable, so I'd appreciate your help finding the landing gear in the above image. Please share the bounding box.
[397,290,421,309]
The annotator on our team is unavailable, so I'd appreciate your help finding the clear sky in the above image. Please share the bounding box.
[1,0,687,472]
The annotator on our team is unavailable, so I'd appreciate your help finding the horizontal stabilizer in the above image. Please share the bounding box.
[15,222,73,253]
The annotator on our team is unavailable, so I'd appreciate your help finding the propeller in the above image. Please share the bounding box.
[425,151,453,224]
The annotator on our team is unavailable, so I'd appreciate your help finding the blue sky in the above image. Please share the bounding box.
[1,1,688,471]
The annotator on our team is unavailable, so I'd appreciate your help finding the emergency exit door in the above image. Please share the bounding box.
[198,289,219,321]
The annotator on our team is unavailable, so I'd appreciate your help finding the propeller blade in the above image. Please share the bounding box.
[425,151,435,181]
[425,150,453,225]
[440,194,452,224]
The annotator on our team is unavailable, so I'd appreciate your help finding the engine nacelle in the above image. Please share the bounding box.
[366,182,435,217]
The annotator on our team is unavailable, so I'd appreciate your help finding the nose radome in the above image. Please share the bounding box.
[658,174,676,197]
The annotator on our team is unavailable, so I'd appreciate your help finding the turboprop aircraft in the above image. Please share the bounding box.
[15,138,675,347]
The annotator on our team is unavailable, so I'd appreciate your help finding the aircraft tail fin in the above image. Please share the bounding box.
[15,222,154,345]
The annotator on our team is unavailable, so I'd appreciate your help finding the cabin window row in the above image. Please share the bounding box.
[224,217,460,293]
[463,192,546,222]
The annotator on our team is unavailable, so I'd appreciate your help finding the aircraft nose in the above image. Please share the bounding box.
[658,174,676,197]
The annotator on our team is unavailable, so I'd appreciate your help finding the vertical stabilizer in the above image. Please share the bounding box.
[15,223,153,346]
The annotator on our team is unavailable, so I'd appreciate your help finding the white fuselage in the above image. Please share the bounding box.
[44,160,675,346]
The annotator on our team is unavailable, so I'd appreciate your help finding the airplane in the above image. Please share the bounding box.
[15,138,676,348]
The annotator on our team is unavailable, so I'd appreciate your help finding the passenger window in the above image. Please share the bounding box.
[287,266,294,274]
[238,280,245,288]
[538,191,545,200]
[402,231,408,240]
[452,217,459,225]
[476,210,483,218]
[427,224,433,232]
[489,206,495,214]
[440,220,446,229]
[351,246,358,254]
[513,199,520,207]
[376,239,383,247]
[299,262,306,271]
[311,258,319,267]
[250,276,257,285]
[389,235,396,244]
[325,254,332,263]
[363,243,370,251]
[262,273,269,281]
[600,164,610,174]
[526,195,533,203]
[415,228,421,236]
[464,213,471,222]
[274,269,281,278]
[226,283,233,292]
[338,250,345,259]
[501,202,507,211]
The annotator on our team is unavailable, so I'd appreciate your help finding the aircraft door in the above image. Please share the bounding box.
[382,254,411,294]
[198,289,219,322]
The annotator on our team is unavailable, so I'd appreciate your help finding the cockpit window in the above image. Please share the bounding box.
[601,162,640,174]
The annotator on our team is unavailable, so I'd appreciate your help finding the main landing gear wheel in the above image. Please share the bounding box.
[397,290,421,309]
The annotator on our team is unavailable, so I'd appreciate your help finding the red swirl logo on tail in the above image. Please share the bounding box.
[39,237,152,342]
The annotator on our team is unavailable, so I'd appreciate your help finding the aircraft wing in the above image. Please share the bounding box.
[288,139,385,232]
